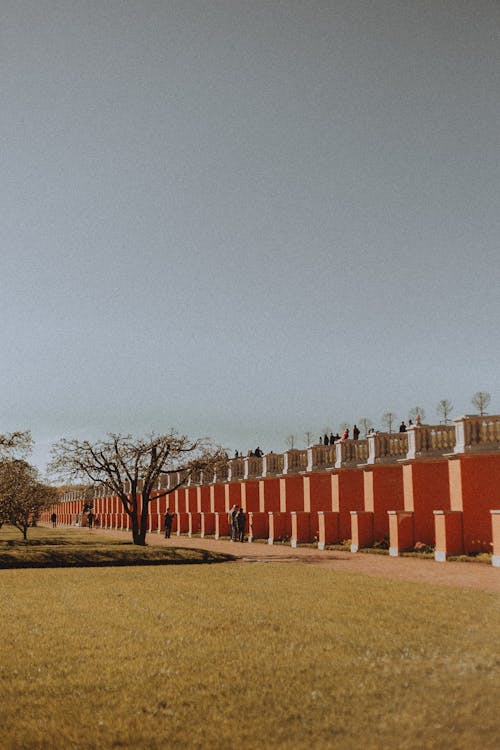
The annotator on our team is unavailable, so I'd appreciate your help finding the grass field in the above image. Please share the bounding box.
[1,528,499,749]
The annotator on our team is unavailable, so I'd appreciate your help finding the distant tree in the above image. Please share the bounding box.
[49,433,225,546]
[285,434,297,450]
[408,406,426,424]
[0,431,32,458]
[0,460,58,540]
[358,418,373,437]
[381,412,396,433]
[471,391,491,416]
[303,431,314,448]
[436,399,453,424]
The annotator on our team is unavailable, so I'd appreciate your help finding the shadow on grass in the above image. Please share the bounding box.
[0,532,236,569]
[0,549,235,569]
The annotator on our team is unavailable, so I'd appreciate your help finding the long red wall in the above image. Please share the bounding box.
[42,452,500,559]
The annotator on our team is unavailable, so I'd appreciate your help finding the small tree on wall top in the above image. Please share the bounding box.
[358,418,373,437]
[471,391,491,416]
[49,432,226,545]
[381,412,396,433]
[408,406,425,424]
[436,399,453,424]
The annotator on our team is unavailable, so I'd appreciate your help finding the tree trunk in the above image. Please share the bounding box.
[138,491,150,546]
[130,512,145,545]
[132,530,146,545]
[123,491,145,546]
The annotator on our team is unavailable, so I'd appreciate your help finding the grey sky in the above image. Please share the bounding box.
[1,1,499,470]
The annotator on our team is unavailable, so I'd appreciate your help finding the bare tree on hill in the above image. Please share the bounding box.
[49,433,226,546]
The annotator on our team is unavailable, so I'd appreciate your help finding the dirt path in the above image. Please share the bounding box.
[89,527,500,593]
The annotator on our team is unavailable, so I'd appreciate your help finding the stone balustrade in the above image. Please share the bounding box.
[263,452,284,476]
[283,449,308,474]
[202,465,215,484]
[167,471,179,490]
[228,457,244,481]
[189,468,202,485]
[58,416,500,499]
[454,415,500,454]
[335,439,369,468]
[306,444,336,472]
[367,432,408,464]
[214,462,229,483]
[244,455,263,479]
[406,424,456,459]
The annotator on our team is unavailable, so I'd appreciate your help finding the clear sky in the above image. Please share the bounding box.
[1,1,499,471]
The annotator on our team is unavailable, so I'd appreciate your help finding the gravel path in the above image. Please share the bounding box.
[90,527,500,593]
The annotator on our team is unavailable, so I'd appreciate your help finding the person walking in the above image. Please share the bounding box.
[87,511,94,529]
[50,512,57,528]
[164,509,174,539]
[236,507,246,542]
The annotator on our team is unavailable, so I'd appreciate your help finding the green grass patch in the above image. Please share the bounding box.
[0,526,233,569]
[1,560,499,749]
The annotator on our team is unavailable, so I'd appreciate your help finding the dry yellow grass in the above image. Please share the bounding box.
[1,557,499,749]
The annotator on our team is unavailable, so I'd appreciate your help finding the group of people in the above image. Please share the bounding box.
[318,425,360,445]
[163,506,246,541]
[229,504,246,542]
[399,415,421,432]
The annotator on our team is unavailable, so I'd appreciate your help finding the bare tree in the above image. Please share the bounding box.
[0,460,58,540]
[381,412,396,433]
[471,391,491,416]
[49,433,225,545]
[358,418,373,437]
[303,431,314,448]
[285,434,297,450]
[436,399,453,424]
[0,431,32,459]
[408,406,426,424]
